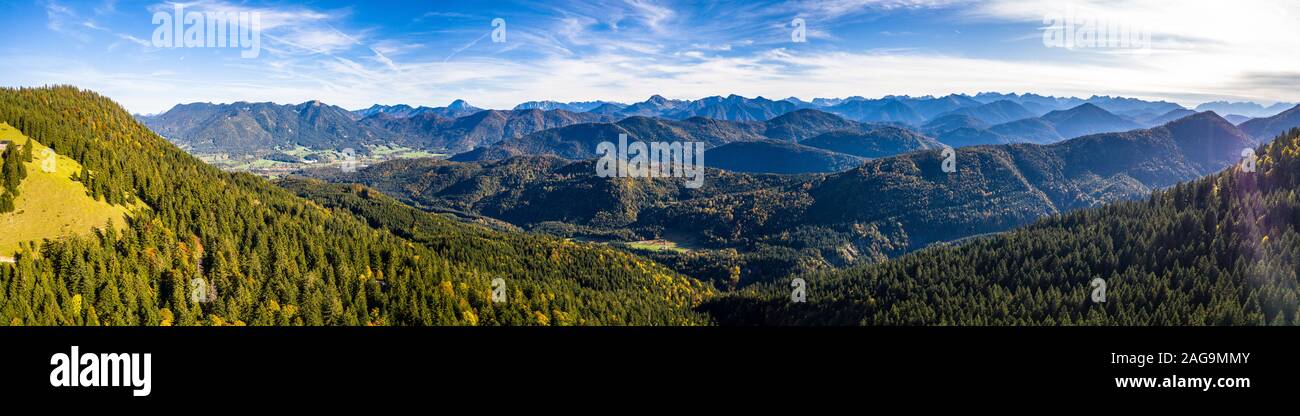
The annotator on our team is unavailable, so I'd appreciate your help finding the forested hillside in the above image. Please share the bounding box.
[704,140,865,173]
[798,126,943,158]
[0,86,711,326]
[703,128,1300,325]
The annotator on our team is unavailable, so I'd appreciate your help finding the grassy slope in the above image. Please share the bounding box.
[0,123,133,257]
[624,240,692,253]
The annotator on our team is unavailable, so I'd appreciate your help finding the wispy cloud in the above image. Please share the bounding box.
[146,0,355,55]
[43,0,90,42]
[625,0,675,32]
[146,0,337,31]
[93,0,120,16]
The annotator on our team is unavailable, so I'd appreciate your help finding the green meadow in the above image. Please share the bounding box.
[0,123,134,258]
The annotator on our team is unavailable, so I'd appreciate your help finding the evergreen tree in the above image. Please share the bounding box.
[0,191,13,213]
[1,146,19,195]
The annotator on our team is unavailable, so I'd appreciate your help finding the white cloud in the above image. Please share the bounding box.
[147,1,335,31]
[960,0,1300,104]
[774,0,972,20]
[147,0,355,55]
[25,0,1300,112]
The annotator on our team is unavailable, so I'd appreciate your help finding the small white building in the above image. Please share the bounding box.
[0,140,11,154]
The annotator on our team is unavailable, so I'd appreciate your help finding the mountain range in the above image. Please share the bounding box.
[548,92,1190,126]
[354,99,483,119]
[934,100,1036,125]
[358,108,615,152]
[924,103,1143,146]
[139,100,385,155]
[137,93,1295,176]
[513,100,617,112]
[141,100,613,155]
[888,94,986,119]
[972,92,1185,116]
[449,109,944,173]
[1194,100,1295,118]
[1238,104,1300,141]
[309,111,1259,287]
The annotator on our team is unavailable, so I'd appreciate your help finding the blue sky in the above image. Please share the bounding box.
[2,0,1297,114]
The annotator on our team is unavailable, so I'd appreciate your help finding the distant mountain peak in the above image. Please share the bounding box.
[1152,109,1255,167]
[1171,110,1228,123]
[1157,111,1240,137]
[1194,100,1295,118]
[448,99,472,109]
[637,95,685,108]
[1042,103,1120,122]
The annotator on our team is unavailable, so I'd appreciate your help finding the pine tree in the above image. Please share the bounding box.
[1,147,18,195]
[0,191,13,213]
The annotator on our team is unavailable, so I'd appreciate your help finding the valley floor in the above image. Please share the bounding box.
[188,144,448,178]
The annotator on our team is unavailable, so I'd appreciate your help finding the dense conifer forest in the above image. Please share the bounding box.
[704,128,1300,325]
